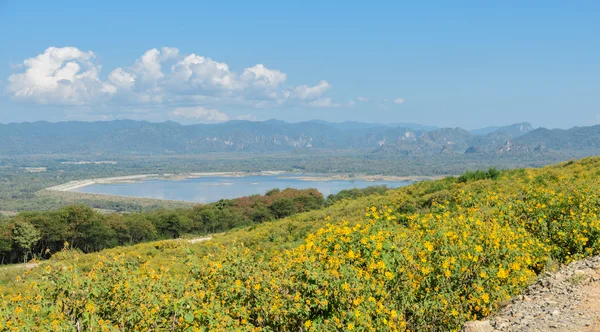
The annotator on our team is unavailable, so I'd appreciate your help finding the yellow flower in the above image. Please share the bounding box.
[481,293,490,304]
[424,241,434,252]
[496,267,509,279]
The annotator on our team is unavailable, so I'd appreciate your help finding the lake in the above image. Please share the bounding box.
[72,174,413,203]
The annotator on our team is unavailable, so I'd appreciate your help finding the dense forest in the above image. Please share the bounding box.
[3,157,600,330]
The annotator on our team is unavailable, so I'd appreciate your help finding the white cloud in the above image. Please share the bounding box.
[169,106,229,123]
[309,97,340,108]
[159,47,179,61]
[241,64,287,89]
[7,46,115,105]
[168,106,255,124]
[357,96,369,102]
[168,54,239,92]
[394,98,405,104]
[108,68,135,89]
[288,80,331,100]
[6,46,339,111]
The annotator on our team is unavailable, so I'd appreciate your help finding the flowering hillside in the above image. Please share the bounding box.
[3,157,600,331]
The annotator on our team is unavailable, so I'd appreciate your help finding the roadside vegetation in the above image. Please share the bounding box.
[3,157,600,330]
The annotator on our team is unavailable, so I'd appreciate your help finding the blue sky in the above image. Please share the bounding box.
[0,1,598,129]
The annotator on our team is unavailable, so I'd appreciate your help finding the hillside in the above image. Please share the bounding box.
[3,156,600,330]
[2,119,597,156]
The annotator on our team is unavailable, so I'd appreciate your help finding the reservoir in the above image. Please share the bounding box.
[72,174,413,203]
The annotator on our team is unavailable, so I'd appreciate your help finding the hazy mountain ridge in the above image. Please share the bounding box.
[0,120,596,156]
[470,122,534,137]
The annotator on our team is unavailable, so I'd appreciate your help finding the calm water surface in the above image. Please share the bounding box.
[73,174,413,203]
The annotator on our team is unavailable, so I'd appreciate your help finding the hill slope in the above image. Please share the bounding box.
[4,157,600,330]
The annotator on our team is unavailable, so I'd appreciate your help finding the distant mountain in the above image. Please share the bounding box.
[374,128,472,155]
[303,120,437,131]
[0,120,423,155]
[0,120,598,156]
[514,125,600,150]
[470,122,534,137]
[386,122,438,131]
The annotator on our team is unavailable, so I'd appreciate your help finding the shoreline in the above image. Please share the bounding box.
[45,171,447,193]
[45,171,289,192]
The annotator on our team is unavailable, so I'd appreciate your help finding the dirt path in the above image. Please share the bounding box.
[0,262,39,272]
[463,256,600,331]
[187,236,213,244]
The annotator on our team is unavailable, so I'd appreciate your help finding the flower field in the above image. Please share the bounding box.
[3,157,600,331]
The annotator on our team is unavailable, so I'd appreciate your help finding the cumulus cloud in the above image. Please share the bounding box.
[394,98,405,104]
[6,46,342,110]
[6,47,115,105]
[241,64,287,89]
[287,80,331,100]
[356,96,369,102]
[168,106,254,124]
[108,68,135,89]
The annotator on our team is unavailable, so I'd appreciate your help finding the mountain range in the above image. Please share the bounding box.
[0,119,598,156]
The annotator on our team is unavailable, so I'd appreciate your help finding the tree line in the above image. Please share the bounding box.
[0,186,390,264]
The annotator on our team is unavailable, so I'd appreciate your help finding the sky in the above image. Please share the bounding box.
[0,1,598,129]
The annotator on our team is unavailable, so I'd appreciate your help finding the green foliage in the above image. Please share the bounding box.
[457,167,501,183]
[270,197,296,218]
[0,188,325,265]
[325,185,390,205]
[11,220,40,263]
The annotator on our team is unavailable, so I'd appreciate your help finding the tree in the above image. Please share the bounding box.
[270,198,296,219]
[0,220,12,264]
[154,211,189,239]
[250,202,273,223]
[56,205,96,247]
[78,218,117,252]
[12,220,41,263]
[123,214,157,243]
[19,211,71,256]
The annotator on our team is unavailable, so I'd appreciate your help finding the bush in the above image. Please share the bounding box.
[458,167,501,183]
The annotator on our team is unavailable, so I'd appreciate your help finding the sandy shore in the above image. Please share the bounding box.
[45,171,288,192]
[46,174,160,191]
